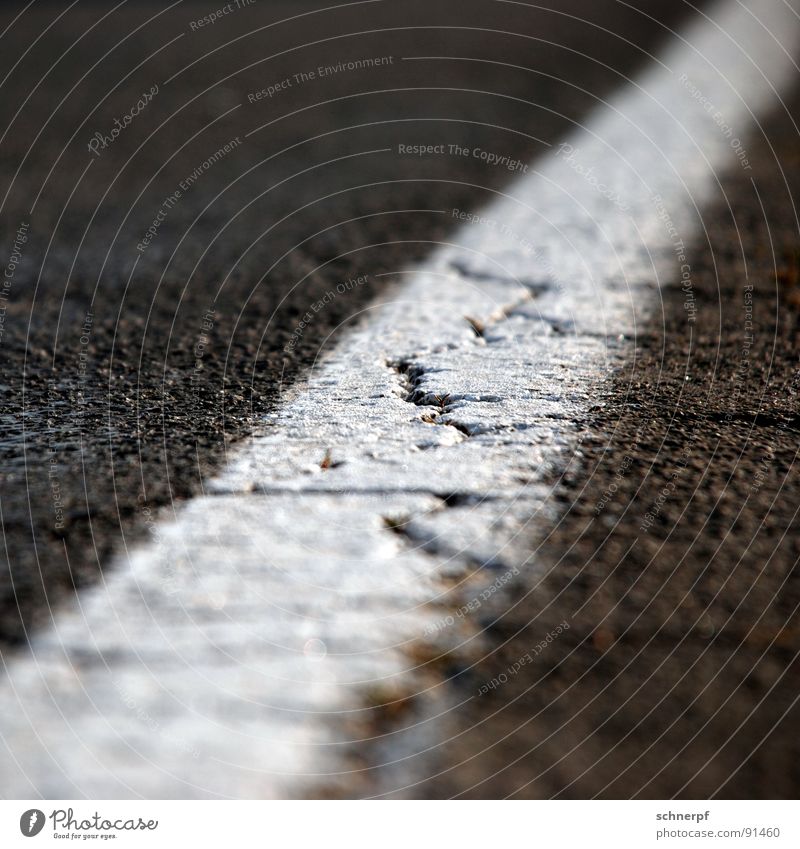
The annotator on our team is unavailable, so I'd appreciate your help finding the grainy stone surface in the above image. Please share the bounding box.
[1,0,796,800]
[0,0,694,647]
[393,5,800,802]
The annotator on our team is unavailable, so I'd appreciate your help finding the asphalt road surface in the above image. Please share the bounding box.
[0,0,694,646]
[372,44,800,799]
[3,0,800,803]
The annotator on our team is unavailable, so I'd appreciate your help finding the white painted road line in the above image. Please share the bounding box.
[2,0,799,799]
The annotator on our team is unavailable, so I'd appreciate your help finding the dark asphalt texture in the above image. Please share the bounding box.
[375,83,800,798]
[0,1,696,647]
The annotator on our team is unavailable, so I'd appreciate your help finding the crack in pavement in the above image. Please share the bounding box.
[448,259,553,298]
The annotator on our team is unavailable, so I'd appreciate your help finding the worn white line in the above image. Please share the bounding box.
[1,0,798,799]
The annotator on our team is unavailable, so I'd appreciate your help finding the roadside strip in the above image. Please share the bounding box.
[1,0,798,798]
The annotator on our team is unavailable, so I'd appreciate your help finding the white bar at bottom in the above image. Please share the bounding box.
[0,800,796,847]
